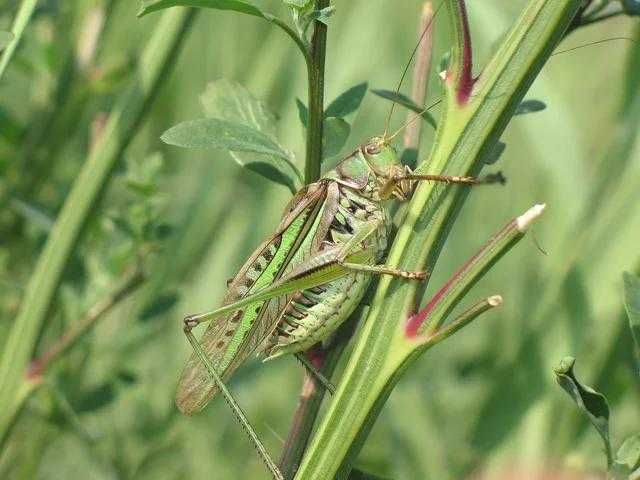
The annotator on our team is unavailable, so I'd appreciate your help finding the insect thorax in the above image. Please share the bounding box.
[324,138,402,202]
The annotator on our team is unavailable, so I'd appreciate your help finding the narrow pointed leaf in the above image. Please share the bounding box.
[138,0,266,18]
[296,97,309,128]
[246,161,297,194]
[515,99,546,115]
[370,89,437,128]
[484,141,506,165]
[554,357,613,467]
[325,82,368,121]
[623,271,640,367]
[322,117,350,159]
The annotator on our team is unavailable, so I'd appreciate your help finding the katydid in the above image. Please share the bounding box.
[176,133,501,478]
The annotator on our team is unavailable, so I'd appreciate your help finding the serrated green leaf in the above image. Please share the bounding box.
[623,271,640,366]
[323,117,350,159]
[199,79,302,190]
[515,99,546,115]
[325,82,368,122]
[200,79,277,134]
[554,356,613,467]
[371,89,437,129]
[138,0,266,18]
[0,31,13,52]
[162,118,290,159]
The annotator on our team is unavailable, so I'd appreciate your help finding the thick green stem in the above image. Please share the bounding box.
[294,1,581,478]
[304,0,329,183]
[0,9,196,442]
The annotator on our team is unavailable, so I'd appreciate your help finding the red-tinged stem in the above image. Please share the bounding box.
[405,203,546,337]
[404,222,506,338]
[445,0,475,105]
[456,0,474,104]
[26,266,145,380]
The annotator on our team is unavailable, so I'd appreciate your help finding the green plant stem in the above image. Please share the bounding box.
[270,16,312,66]
[278,345,344,479]
[0,0,37,81]
[0,265,145,450]
[294,1,581,478]
[423,295,503,346]
[304,0,329,183]
[278,311,362,479]
[27,266,146,378]
[402,1,435,170]
[0,8,196,443]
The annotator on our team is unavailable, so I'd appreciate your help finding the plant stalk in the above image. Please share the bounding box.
[0,8,196,443]
[402,1,435,167]
[304,0,329,183]
[0,0,38,81]
[294,1,581,477]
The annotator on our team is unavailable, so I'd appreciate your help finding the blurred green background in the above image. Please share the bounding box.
[1,0,639,478]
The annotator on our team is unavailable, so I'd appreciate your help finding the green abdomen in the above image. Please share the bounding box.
[265,271,371,359]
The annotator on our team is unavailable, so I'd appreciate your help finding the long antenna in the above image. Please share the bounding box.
[386,97,443,144]
[382,1,445,141]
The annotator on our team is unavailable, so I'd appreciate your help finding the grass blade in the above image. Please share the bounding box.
[0,8,196,442]
[0,0,37,81]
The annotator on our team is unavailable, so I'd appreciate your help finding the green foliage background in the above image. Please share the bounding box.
[1,0,639,478]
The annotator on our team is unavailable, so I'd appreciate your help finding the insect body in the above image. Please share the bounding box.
[175,134,498,480]
[176,136,426,415]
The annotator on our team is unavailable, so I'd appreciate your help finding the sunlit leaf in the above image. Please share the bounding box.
[282,0,312,8]
[138,0,266,18]
[199,79,302,190]
[554,357,613,467]
[615,435,640,474]
[371,89,437,129]
[162,119,289,161]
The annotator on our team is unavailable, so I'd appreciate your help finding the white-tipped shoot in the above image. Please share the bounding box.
[516,203,546,232]
[487,295,503,307]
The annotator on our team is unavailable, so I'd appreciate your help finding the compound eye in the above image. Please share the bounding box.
[365,143,381,155]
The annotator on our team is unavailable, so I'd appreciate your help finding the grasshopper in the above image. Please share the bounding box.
[176,132,502,477]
